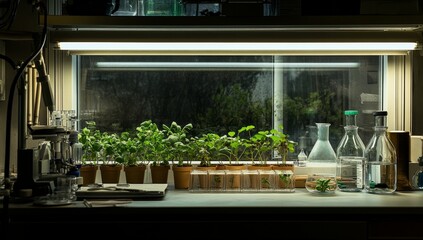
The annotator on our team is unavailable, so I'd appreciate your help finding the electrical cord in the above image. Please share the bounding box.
[1,0,48,231]
[0,54,17,69]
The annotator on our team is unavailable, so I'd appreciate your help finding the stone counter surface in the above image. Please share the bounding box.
[2,189,423,239]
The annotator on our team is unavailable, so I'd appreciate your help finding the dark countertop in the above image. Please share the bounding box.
[2,189,423,239]
[4,188,423,212]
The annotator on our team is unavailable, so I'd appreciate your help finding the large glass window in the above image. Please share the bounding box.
[77,55,382,159]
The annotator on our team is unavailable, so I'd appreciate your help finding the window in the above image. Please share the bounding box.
[76,55,383,160]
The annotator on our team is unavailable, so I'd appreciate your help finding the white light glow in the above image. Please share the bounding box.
[95,62,360,68]
[58,42,418,51]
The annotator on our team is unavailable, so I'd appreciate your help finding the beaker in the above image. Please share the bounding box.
[307,123,337,163]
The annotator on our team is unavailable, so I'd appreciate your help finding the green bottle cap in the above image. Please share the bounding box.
[344,110,358,115]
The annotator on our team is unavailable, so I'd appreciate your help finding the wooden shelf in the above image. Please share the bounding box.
[44,15,423,45]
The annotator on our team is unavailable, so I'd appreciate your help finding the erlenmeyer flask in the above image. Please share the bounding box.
[307,123,337,163]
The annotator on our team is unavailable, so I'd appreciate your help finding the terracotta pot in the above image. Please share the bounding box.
[224,164,246,189]
[100,165,121,183]
[272,163,295,171]
[271,164,296,189]
[79,165,97,186]
[172,165,193,189]
[150,165,170,183]
[195,166,217,189]
[247,164,272,189]
[125,165,146,184]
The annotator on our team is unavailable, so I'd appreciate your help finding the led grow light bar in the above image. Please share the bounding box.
[56,42,418,55]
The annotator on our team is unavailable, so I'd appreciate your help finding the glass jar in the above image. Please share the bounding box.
[364,111,397,194]
[305,173,337,194]
[411,156,423,190]
[335,110,366,192]
[112,0,138,16]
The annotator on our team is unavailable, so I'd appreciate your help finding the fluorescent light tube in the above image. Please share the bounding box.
[58,42,417,51]
[95,62,361,68]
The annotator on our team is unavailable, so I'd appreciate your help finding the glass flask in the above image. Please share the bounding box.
[335,110,366,192]
[307,123,337,163]
[297,149,307,167]
[296,136,308,167]
[364,111,397,194]
[411,156,423,190]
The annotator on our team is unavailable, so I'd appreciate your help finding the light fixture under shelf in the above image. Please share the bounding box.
[56,41,419,55]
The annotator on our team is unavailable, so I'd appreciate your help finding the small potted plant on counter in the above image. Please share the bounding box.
[162,121,193,189]
[270,124,297,171]
[78,121,102,185]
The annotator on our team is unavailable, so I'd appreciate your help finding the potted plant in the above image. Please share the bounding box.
[98,131,121,183]
[226,126,252,166]
[162,121,193,189]
[139,120,169,184]
[227,125,272,190]
[114,131,146,184]
[248,129,273,167]
[78,121,103,185]
[270,124,297,171]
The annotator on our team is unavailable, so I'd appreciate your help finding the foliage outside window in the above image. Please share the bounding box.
[78,55,382,160]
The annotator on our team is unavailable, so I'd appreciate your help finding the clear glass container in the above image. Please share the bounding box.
[364,111,397,194]
[112,0,138,16]
[297,148,307,167]
[336,110,366,192]
[411,156,423,190]
[296,136,308,167]
[307,123,337,163]
[305,173,337,194]
[72,141,83,165]
[182,2,221,16]
[274,170,295,192]
[142,0,182,16]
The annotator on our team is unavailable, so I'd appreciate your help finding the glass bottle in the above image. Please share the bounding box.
[297,148,307,167]
[296,136,308,167]
[69,130,83,166]
[307,123,337,164]
[364,111,397,194]
[336,110,366,192]
[411,156,423,190]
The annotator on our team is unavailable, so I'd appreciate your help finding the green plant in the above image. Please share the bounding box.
[194,135,212,167]
[134,120,168,167]
[316,178,332,192]
[226,125,253,164]
[135,120,163,165]
[203,133,231,165]
[99,131,120,165]
[162,121,193,166]
[270,125,296,164]
[279,172,292,186]
[113,131,139,166]
[78,121,103,165]
[261,177,270,187]
[248,129,272,165]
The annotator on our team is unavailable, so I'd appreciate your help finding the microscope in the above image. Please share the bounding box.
[12,110,81,198]
[11,53,81,199]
